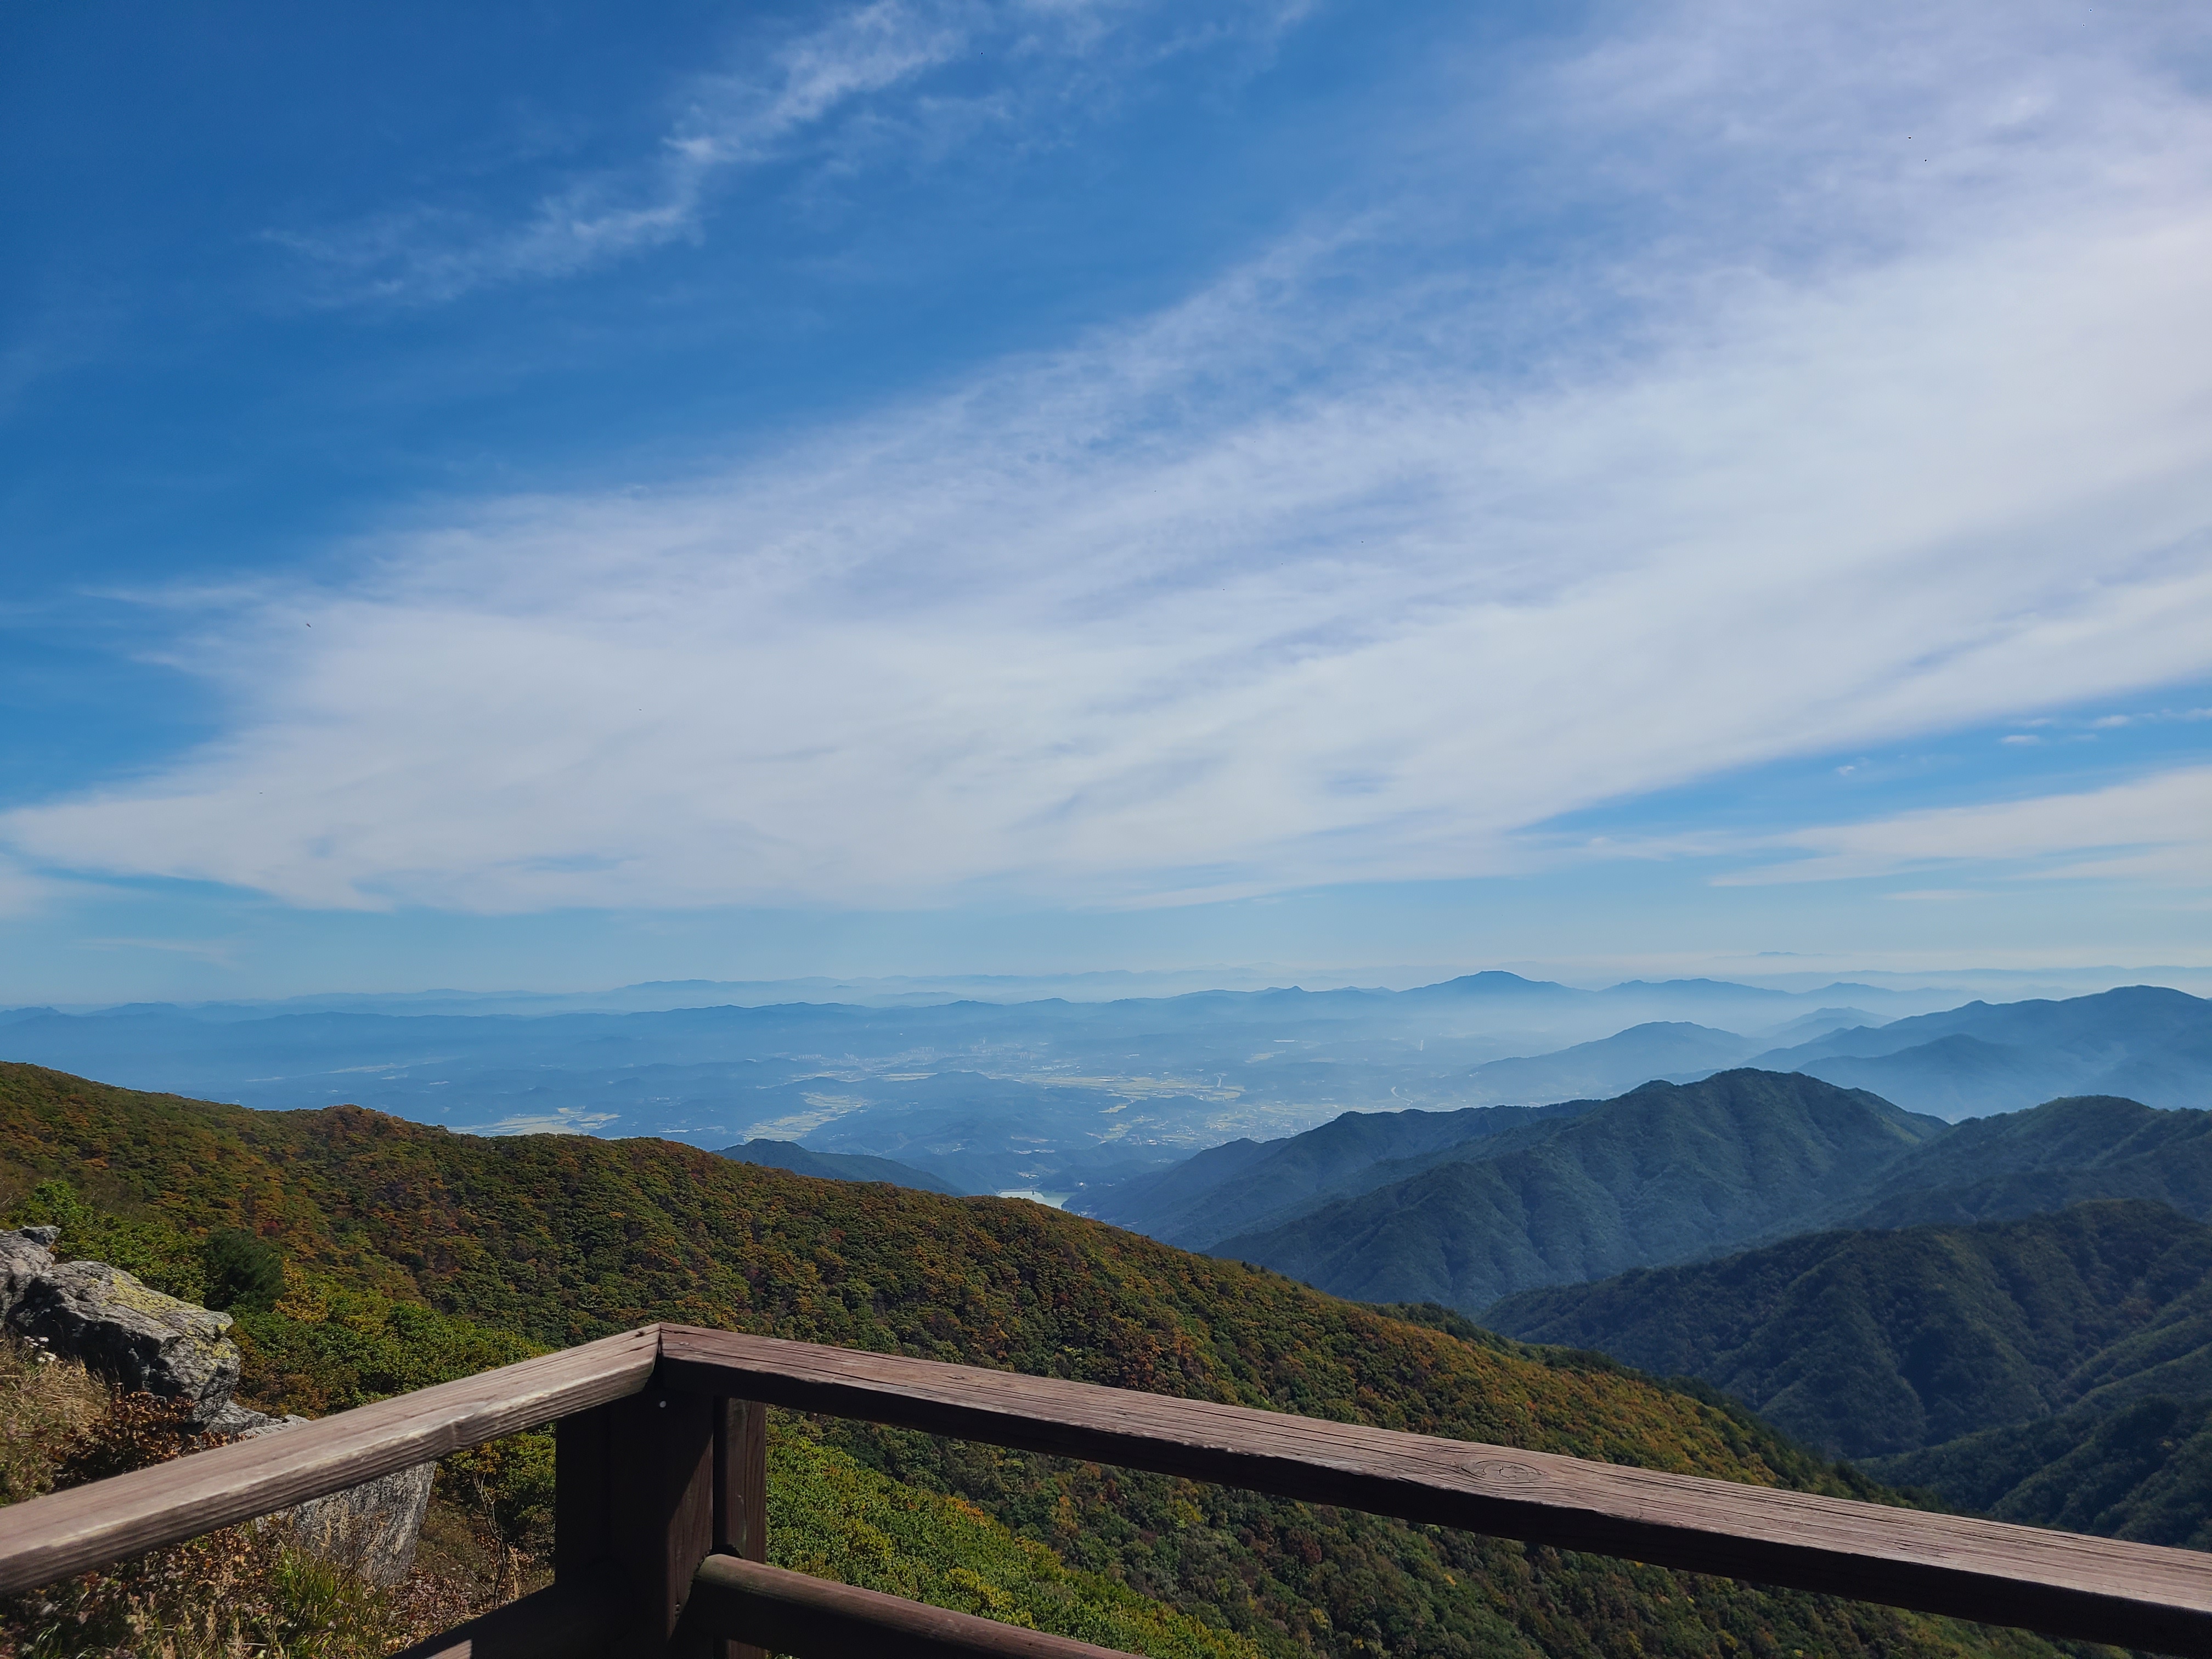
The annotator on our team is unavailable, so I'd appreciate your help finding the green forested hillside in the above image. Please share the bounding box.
[1212,1071,1944,1311]
[0,1063,2065,1659]
[1864,1396,2212,1550]
[1485,1200,2212,1458]
[1823,1096,2212,1233]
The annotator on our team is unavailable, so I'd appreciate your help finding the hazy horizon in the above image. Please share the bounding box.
[12,960,2212,1015]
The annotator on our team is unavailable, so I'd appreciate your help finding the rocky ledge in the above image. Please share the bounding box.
[0,1225,433,1585]
[1,1228,242,1421]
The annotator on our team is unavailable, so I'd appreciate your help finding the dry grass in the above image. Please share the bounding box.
[0,1337,107,1505]
[4,1521,393,1659]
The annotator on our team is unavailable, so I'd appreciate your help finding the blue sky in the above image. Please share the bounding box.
[4,0,2211,1002]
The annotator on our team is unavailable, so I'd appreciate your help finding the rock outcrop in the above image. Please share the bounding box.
[0,1226,433,1584]
[0,1228,241,1421]
[278,1458,437,1586]
[0,1225,59,1308]
[13,1263,243,1423]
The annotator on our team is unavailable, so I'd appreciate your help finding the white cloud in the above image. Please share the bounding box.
[270,2,973,302]
[11,0,2212,912]
[1715,768,2212,887]
[272,0,1307,304]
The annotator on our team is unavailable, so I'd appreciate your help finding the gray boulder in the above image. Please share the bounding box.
[284,1459,437,1586]
[0,1226,59,1316]
[205,1398,296,1438]
[221,1409,435,1583]
[7,1255,242,1423]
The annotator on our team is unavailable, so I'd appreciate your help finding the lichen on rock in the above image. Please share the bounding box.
[0,1228,242,1422]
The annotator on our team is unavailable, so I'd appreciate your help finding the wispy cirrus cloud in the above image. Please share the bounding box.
[11,0,2212,913]
[269,0,1308,306]
[1713,768,2212,887]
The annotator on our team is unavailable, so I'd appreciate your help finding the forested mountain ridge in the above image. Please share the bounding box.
[1078,1099,1596,1250]
[1210,1071,1945,1311]
[0,1183,1252,1659]
[1815,1095,2212,1233]
[1864,1395,2212,1550]
[1484,1200,2212,1458]
[0,1062,2066,1659]
[1485,1198,2212,1555]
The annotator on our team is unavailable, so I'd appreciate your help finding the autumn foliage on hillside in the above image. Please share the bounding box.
[0,1064,2087,1659]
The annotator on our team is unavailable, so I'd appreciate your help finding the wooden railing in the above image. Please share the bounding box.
[1,1323,2207,1658]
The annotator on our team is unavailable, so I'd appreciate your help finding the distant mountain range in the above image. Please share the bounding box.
[1084,996,2209,1316]
[1457,1020,1773,1104]
[0,969,1983,1183]
[8,976,2205,1266]
[1437,985,2212,1121]
[1081,1098,1596,1250]
[1742,985,2212,1118]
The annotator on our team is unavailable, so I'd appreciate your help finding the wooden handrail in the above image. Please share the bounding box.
[659,1325,2212,1656]
[0,1325,658,1596]
[3,1321,2210,1656]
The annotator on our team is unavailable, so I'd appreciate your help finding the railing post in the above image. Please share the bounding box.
[591,1387,715,1657]
[713,1398,769,1659]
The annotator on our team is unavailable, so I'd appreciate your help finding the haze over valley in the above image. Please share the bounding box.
[4,973,2204,1201]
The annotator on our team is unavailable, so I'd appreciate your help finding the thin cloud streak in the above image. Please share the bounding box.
[270,0,1306,306]
[10,0,2212,912]
[267,1,972,303]
[1712,768,2212,887]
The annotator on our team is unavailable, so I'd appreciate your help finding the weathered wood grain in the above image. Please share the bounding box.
[713,1397,770,1659]
[657,1325,2212,1655]
[0,1325,659,1596]
[684,1554,1147,1659]
[714,1398,767,1564]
